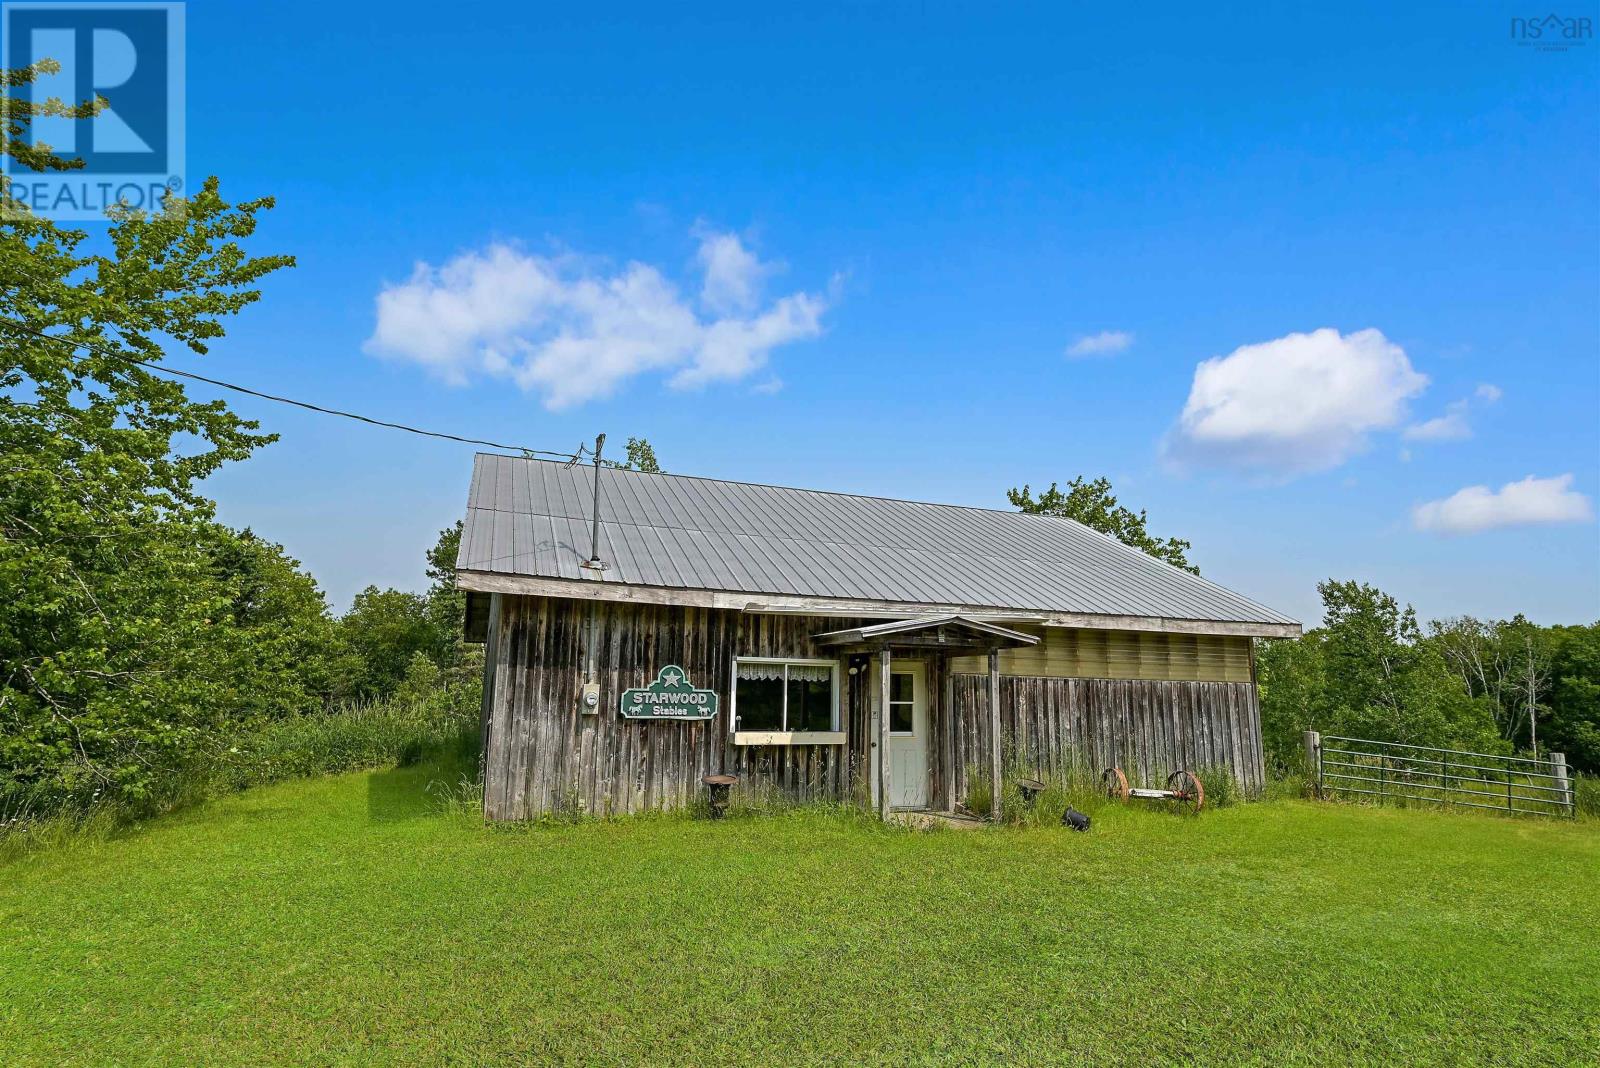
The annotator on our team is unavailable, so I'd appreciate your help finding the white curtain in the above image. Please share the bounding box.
[736,661,832,683]
[737,661,786,682]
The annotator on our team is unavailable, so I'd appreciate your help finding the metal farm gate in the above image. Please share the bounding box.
[1304,732,1575,818]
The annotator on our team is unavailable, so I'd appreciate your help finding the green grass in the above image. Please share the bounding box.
[2,768,1596,1066]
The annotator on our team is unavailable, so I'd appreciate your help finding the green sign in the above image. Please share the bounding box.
[620,665,719,720]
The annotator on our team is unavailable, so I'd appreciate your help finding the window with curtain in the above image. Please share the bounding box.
[733,659,838,735]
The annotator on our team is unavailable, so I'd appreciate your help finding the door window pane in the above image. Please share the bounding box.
[889,701,913,733]
[889,671,914,732]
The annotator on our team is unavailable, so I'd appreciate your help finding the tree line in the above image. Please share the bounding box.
[1256,583,1597,773]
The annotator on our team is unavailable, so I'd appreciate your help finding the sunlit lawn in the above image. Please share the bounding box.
[2,766,1595,1065]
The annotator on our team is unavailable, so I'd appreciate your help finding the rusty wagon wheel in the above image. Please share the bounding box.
[1101,766,1130,801]
[1166,769,1205,812]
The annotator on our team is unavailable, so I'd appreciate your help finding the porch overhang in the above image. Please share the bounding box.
[811,614,1040,652]
[822,616,1028,825]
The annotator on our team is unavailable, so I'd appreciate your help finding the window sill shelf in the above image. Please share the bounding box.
[733,731,846,746]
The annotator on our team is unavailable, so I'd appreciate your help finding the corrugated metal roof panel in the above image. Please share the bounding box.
[455,454,1299,628]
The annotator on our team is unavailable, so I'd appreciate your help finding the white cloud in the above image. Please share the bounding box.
[1412,474,1593,535]
[695,230,772,315]
[1164,327,1427,475]
[1403,400,1471,442]
[670,292,824,389]
[364,231,826,409]
[1403,383,1503,444]
[1066,330,1133,358]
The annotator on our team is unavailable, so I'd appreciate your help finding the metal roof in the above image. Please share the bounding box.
[456,453,1300,635]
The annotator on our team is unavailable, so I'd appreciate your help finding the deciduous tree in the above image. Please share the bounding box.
[1008,476,1195,572]
[1,60,296,800]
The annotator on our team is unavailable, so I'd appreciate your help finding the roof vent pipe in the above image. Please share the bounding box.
[583,433,607,572]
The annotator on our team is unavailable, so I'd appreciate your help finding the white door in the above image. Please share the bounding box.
[871,660,928,809]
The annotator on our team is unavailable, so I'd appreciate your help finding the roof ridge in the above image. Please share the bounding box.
[476,451,1105,524]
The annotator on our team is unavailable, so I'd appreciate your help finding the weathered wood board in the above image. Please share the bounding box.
[948,674,1266,799]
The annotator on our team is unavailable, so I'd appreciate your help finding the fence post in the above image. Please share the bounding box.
[1303,731,1321,798]
[1505,756,1514,815]
[1550,752,1572,817]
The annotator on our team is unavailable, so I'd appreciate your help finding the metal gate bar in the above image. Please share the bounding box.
[1317,761,1573,800]
[1316,770,1569,810]
[1304,732,1574,818]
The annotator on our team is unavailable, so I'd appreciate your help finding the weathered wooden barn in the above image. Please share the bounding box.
[457,454,1300,821]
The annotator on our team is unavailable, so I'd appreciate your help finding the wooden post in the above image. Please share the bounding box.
[1302,730,1319,776]
[879,648,893,821]
[1302,730,1320,798]
[942,657,956,814]
[1550,752,1572,817]
[988,648,1002,823]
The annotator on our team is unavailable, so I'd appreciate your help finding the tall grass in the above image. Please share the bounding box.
[1574,773,1599,820]
[961,751,1254,825]
[1,691,478,861]
[1263,769,1312,802]
[1193,765,1241,808]
[963,754,1113,827]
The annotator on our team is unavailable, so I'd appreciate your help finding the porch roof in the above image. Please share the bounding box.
[811,614,1040,651]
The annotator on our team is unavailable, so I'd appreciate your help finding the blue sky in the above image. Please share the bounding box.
[73,2,1600,622]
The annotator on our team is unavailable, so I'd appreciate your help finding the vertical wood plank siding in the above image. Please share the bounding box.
[483,595,871,819]
[483,595,1266,819]
[948,674,1266,798]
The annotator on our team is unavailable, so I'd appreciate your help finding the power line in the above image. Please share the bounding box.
[0,318,585,459]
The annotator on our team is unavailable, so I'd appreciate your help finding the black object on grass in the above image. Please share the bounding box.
[1062,807,1091,832]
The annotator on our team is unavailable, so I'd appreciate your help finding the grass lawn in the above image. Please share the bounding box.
[2,767,1596,1066]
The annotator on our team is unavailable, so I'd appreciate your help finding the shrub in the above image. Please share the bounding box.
[1,687,479,861]
[1194,766,1240,809]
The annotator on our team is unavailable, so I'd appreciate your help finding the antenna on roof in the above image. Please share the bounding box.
[581,433,608,572]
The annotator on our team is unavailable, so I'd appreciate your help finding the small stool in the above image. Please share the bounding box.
[1016,777,1047,806]
[701,774,740,818]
